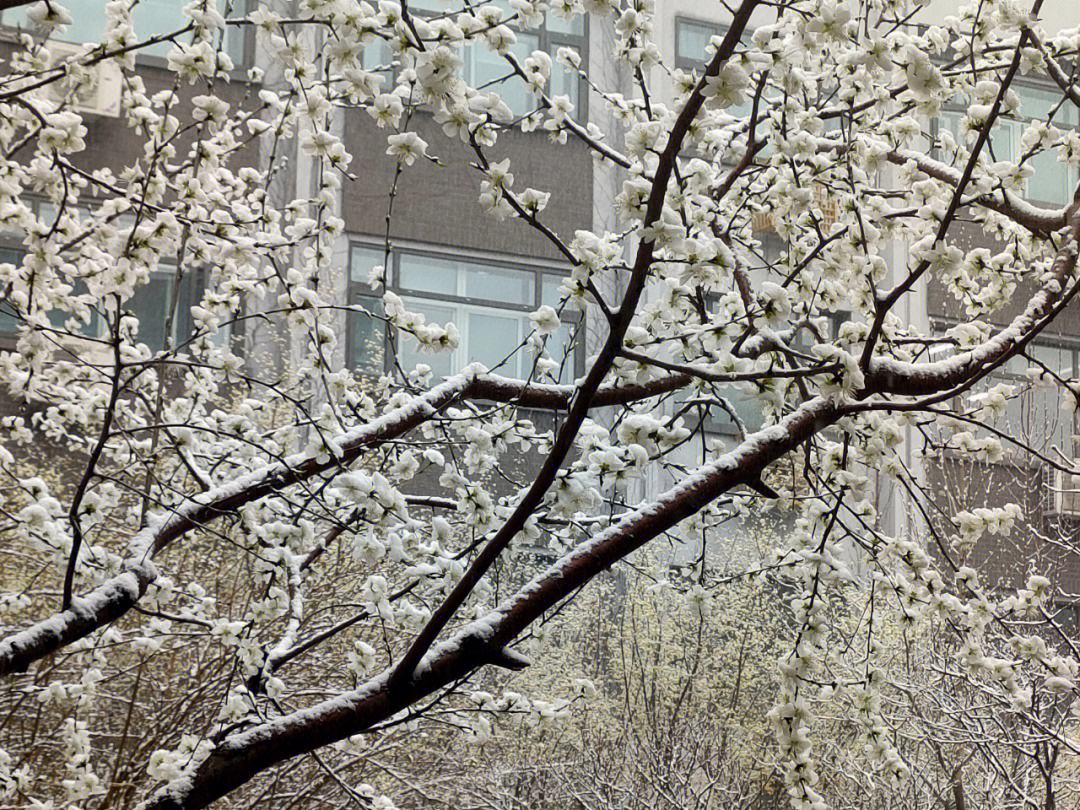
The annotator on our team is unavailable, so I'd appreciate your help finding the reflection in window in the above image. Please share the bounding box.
[348,243,579,384]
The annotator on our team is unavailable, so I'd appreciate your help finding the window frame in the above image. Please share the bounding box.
[674,15,727,74]
[346,238,584,386]
[931,318,1080,460]
[672,14,769,155]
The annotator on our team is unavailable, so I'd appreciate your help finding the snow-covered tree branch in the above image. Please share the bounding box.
[1,0,1080,807]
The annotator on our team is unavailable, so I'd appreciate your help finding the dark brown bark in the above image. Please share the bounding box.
[145,398,836,810]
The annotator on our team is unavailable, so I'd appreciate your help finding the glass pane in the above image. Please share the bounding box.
[349,294,385,376]
[37,202,59,230]
[398,300,455,379]
[173,268,202,345]
[675,19,720,64]
[1020,387,1069,449]
[464,33,538,117]
[6,0,107,44]
[128,273,174,351]
[549,46,579,109]
[463,263,533,304]
[541,274,565,307]
[546,10,585,36]
[731,387,764,433]
[47,295,75,331]
[46,286,98,337]
[0,247,23,333]
[467,311,523,376]
[216,0,247,66]
[541,319,575,383]
[0,301,18,333]
[1030,343,1073,377]
[0,216,21,241]
[990,121,1015,161]
[936,111,964,158]
[361,35,394,73]
[5,0,241,60]
[1018,85,1078,127]
[136,0,196,56]
[398,254,459,297]
[1028,148,1073,205]
[1003,352,1029,376]
[681,383,765,435]
[351,245,385,285]
[481,0,514,16]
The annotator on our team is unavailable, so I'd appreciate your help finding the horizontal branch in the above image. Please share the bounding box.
[887,148,1069,235]
[0,369,690,677]
[866,213,1080,397]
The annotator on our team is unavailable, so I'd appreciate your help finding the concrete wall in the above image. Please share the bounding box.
[341,111,594,261]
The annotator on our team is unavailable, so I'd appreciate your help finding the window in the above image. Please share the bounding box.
[682,311,848,437]
[126,266,206,351]
[362,1,586,119]
[2,0,250,66]
[938,327,1079,456]
[0,246,22,334]
[675,18,722,69]
[348,242,580,384]
[347,246,388,378]
[462,32,539,117]
[997,339,1077,453]
[936,84,1080,205]
[674,17,753,120]
[0,200,206,352]
[1052,602,1080,634]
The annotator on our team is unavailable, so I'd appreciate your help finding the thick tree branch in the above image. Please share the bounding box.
[0,371,690,677]
[144,397,836,810]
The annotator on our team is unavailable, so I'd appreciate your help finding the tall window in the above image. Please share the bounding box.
[361,1,586,119]
[126,266,206,351]
[348,243,580,383]
[994,339,1077,453]
[2,0,250,66]
[937,84,1080,205]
